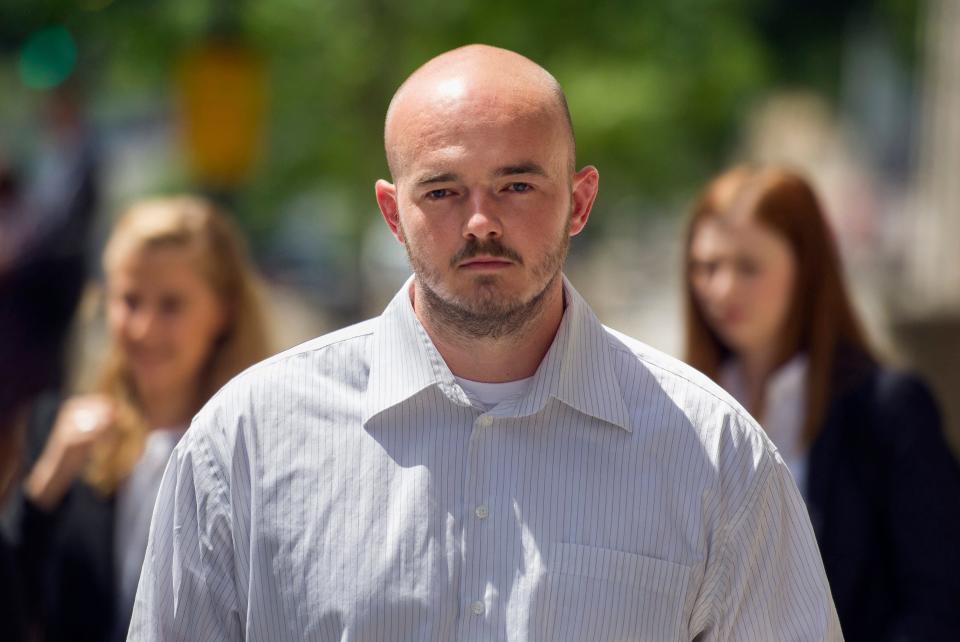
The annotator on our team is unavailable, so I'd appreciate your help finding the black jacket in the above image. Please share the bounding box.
[0,532,27,642]
[20,484,121,642]
[18,394,124,642]
[807,358,960,641]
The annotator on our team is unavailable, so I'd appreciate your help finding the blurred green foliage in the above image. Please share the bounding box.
[0,0,920,245]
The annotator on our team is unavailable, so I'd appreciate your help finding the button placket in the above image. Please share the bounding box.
[473,413,495,524]
[458,413,497,637]
[470,600,485,616]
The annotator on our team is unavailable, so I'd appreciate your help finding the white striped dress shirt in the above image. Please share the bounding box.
[129,276,842,641]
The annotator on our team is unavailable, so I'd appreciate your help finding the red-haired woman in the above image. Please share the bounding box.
[683,165,960,641]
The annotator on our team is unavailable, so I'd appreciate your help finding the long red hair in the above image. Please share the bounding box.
[683,165,873,444]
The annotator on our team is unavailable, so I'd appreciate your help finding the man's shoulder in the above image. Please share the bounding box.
[598,325,779,470]
[259,317,379,371]
[177,318,381,464]
[600,325,748,421]
[190,318,378,425]
[596,326,791,527]
[229,317,379,387]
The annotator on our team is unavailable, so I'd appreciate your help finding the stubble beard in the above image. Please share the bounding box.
[403,221,570,341]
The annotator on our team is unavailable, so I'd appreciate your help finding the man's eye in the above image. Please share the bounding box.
[506,182,532,193]
[425,189,451,200]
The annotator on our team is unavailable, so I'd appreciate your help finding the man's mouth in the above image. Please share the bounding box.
[450,239,523,269]
[458,256,514,270]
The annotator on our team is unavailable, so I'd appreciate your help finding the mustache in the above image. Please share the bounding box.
[450,238,523,268]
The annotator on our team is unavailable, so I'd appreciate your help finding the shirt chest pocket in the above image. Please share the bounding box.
[530,542,692,642]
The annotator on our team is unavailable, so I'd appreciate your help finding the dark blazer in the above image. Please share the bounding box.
[19,394,124,642]
[807,355,960,641]
[1,533,28,642]
[20,484,122,642]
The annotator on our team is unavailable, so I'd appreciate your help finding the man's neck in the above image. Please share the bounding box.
[411,279,566,383]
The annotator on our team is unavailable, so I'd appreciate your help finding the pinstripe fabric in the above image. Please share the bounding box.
[129,276,842,641]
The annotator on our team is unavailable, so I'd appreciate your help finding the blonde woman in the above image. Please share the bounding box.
[20,196,271,641]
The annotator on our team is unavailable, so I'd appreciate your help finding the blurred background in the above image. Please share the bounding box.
[1,0,957,449]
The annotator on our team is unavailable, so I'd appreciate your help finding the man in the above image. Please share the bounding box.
[130,45,842,641]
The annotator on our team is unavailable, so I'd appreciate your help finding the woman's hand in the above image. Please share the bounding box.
[24,395,116,510]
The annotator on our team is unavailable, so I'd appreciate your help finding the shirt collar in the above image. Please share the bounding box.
[362,275,632,433]
[361,276,467,425]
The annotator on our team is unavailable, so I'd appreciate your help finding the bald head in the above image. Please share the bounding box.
[384,45,575,180]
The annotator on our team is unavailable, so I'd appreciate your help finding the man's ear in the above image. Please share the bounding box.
[375,179,404,243]
[569,165,599,237]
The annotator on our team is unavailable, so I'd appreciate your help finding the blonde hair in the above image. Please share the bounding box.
[86,196,272,493]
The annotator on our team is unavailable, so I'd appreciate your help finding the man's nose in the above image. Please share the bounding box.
[463,193,503,240]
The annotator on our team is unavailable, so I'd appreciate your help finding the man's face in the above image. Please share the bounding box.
[379,92,593,338]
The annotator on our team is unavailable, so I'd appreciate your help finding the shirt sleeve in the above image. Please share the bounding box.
[127,428,243,641]
[699,449,843,641]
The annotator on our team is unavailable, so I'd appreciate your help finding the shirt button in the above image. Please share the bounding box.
[477,415,493,427]
[475,504,489,519]
[470,600,485,616]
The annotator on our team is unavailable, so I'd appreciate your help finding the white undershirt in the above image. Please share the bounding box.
[720,355,809,496]
[454,375,535,412]
[114,427,185,622]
